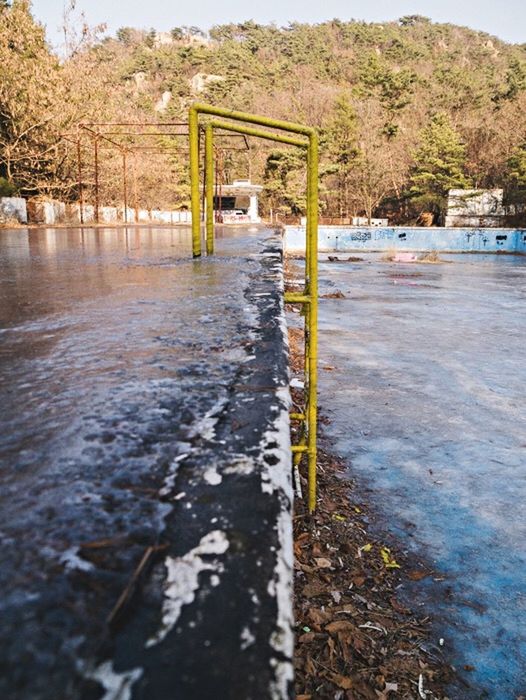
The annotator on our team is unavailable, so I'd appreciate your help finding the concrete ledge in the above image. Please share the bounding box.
[285,225,526,254]
[95,233,295,699]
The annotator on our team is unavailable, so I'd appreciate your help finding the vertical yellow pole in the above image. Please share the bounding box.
[307,134,319,513]
[294,146,310,471]
[189,106,201,258]
[205,124,214,255]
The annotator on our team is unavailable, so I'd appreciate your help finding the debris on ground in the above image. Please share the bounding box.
[383,252,418,263]
[320,290,346,299]
[381,250,446,264]
[291,437,454,699]
[285,261,455,698]
[418,251,445,264]
[326,255,364,263]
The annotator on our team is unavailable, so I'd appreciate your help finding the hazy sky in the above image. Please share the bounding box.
[32,0,525,49]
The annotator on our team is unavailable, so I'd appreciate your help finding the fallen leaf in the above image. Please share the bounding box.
[308,608,332,626]
[314,557,332,569]
[380,547,400,569]
[326,620,355,634]
[390,596,410,615]
[298,632,316,643]
[302,582,327,598]
[329,672,353,690]
[407,570,430,581]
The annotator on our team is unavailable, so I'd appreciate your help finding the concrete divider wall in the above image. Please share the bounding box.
[0,197,27,224]
[1,197,192,226]
[27,200,67,225]
[285,225,526,254]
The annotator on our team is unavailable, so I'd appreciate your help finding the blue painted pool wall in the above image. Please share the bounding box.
[285,226,526,254]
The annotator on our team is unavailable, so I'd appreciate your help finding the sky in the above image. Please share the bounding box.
[32,0,525,49]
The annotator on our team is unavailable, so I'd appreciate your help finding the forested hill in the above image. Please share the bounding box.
[1,4,526,220]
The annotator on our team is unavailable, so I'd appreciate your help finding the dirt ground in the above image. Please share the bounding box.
[287,285,456,700]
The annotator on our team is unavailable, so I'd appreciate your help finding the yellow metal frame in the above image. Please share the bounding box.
[189,103,319,512]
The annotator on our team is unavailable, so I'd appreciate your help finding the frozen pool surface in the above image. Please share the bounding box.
[316,253,526,699]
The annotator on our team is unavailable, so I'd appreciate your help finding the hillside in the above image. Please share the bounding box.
[1,4,526,220]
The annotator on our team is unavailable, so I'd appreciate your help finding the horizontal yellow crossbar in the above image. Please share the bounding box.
[209,119,308,149]
[284,293,311,304]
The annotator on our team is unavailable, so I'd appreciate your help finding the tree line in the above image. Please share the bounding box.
[1,2,525,222]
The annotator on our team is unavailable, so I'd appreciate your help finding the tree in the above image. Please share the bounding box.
[399,15,431,26]
[0,0,64,195]
[263,149,306,216]
[322,94,359,217]
[350,100,397,223]
[505,141,526,189]
[410,113,471,216]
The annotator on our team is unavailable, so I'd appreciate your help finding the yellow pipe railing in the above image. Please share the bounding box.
[189,103,319,512]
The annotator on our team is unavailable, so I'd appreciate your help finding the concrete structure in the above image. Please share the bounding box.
[0,197,27,224]
[352,216,389,227]
[3,195,229,227]
[445,188,506,227]
[99,206,119,224]
[213,180,262,224]
[445,188,526,227]
[0,226,293,699]
[27,199,66,225]
[285,225,526,254]
[65,203,95,224]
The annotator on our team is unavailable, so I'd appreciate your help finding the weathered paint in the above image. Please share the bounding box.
[285,225,526,254]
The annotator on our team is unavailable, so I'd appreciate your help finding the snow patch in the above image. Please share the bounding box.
[240,626,256,650]
[146,530,229,648]
[60,547,94,573]
[203,465,222,486]
[159,452,189,497]
[224,455,256,476]
[83,661,142,700]
[190,398,228,442]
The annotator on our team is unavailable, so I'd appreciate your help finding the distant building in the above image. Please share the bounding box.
[209,180,262,224]
[352,216,389,227]
[445,189,526,228]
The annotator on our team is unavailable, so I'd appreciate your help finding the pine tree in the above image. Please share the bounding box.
[322,95,359,217]
[410,113,471,215]
[506,142,526,188]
